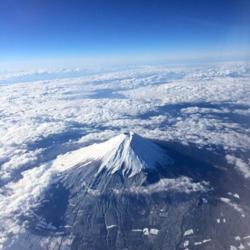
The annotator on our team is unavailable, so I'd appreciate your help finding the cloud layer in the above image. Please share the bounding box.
[0,62,250,248]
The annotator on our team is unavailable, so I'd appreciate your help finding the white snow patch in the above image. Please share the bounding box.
[203,239,212,243]
[230,246,238,250]
[235,236,241,241]
[149,228,159,235]
[228,192,240,199]
[143,228,149,236]
[238,243,245,249]
[184,240,189,247]
[142,228,159,236]
[194,239,211,245]
[233,193,240,199]
[184,229,194,236]
[106,225,117,229]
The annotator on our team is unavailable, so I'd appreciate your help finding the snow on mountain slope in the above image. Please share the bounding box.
[99,132,172,177]
[55,131,173,177]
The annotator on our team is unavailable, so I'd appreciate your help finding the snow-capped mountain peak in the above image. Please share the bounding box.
[98,131,172,177]
[55,132,172,178]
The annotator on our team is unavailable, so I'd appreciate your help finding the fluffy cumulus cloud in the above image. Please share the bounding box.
[115,177,210,194]
[0,62,250,248]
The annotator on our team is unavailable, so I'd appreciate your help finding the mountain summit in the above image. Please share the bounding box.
[97,131,173,177]
[56,131,173,178]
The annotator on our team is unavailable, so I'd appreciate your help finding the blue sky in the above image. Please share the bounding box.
[0,0,250,68]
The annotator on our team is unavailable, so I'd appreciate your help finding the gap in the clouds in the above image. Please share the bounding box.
[30,126,86,150]
[27,122,120,152]
[86,88,126,99]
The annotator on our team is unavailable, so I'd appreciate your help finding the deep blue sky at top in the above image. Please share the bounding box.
[0,0,250,67]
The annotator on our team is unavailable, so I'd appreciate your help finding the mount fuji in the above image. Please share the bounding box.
[52,131,175,189]
[2,132,250,250]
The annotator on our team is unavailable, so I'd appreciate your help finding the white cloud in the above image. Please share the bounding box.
[226,155,250,178]
[115,177,209,194]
